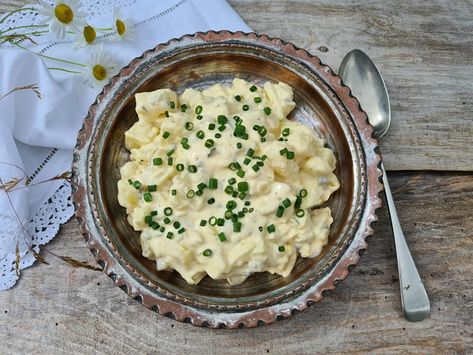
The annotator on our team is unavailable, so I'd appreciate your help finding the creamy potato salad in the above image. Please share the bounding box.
[117,79,340,285]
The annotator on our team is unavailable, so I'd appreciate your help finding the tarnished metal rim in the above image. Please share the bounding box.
[72,31,383,328]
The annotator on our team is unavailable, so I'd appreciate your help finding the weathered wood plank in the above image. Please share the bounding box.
[1,0,472,171]
[1,172,472,354]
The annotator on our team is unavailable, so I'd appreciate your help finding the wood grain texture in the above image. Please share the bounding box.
[1,172,472,354]
[1,0,473,171]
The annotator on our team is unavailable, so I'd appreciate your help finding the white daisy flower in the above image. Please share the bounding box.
[37,0,88,39]
[112,6,135,41]
[74,24,97,48]
[80,45,118,88]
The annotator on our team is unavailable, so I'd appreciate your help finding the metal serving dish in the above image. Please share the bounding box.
[72,31,382,328]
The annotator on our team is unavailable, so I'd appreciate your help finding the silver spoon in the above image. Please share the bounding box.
[339,49,430,321]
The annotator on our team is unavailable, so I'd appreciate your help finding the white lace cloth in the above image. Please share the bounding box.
[0,0,250,291]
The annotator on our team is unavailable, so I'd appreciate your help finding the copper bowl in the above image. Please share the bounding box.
[72,31,382,328]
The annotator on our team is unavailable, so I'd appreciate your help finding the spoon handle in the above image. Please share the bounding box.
[380,162,430,321]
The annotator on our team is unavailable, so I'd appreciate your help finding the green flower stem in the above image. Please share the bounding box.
[0,24,48,35]
[95,27,113,31]
[14,43,86,67]
[48,67,82,74]
[0,7,37,25]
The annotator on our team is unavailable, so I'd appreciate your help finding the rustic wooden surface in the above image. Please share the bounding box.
[1,172,472,354]
[2,0,473,171]
[1,1,473,354]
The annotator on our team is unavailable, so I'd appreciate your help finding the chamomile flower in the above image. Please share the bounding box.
[80,46,118,88]
[38,0,88,39]
[112,7,135,41]
[74,24,97,48]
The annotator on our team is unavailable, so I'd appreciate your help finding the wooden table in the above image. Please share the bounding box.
[1,1,472,353]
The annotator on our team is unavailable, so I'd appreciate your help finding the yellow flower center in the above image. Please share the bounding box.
[116,19,126,36]
[92,64,107,81]
[83,25,96,44]
[54,3,74,24]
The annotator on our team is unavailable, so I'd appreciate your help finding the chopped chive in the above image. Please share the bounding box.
[208,123,216,131]
[159,226,165,233]
[261,155,267,161]
[128,179,133,185]
[148,184,157,192]
[144,215,153,224]
[232,191,238,198]
[250,85,257,92]
[205,139,214,148]
[246,148,255,157]
[278,137,284,141]
[209,178,218,189]
[257,161,264,167]
[226,200,237,210]
[233,115,240,121]
[178,227,186,234]
[242,104,249,111]
[282,198,291,208]
[167,148,175,157]
[279,148,288,156]
[237,181,249,192]
[195,105,203,114]
[176,163,184,171]
[282,128,290,136]
[188,165,198,173]
[286,151,295,159]
[241,133,249,140]
[197,182,207,191]
[163,217,171,224]
[203,249,212,257]
[236,170,245,178]
[200,220,207,226]
[196,190,204,196]
[162,131,170,139]
[238,211,245,218]
[173,221,181,229]
[207,197,215,204]
[133,181,142,190]
[243,158,251,165]
[258,126,267,137]
[209,216,217,226]
[267,224,276,233]
[215,133,222,138]
[248,207,254,212]
[234,95,241,102]
[234,124,246,137]
[185,122,194,130]
[164,207,173,216]
[170,101,176,109]
[244,201,251,206]
[258,226,263,232]
[233,222,241,232]
[228,177,236,185]
[238,192,246,200]
[218,232,227,242]
[295,196,302,209]
[251,164,260,172]
[153,157,163,166]
[253,125,260,131]
[254,97,262,103]
[296,209,305,218]
[186,190,195,198]
[165,111,169,118]
[151,222,160,230]
[196,115,203,120]
[171,189,177,196]
[278,245,285,252]
[151,210,158,216]
[196,130,205,139]
[180,104,187,112]
[167,157,173,166]
[224,185,234,195]
[228,162,241,171]
[299,189,308,197]
[217,115,228,124]
[166,231,174,239]
[217,218,225,226]
[218,125,226,132]
[264,107,272,115]
[236,142,242,149]
[143,192,152,202]
[276,205,285,217]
